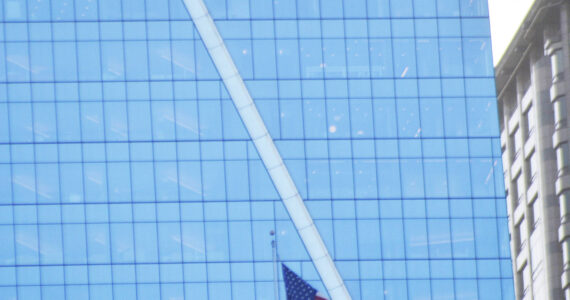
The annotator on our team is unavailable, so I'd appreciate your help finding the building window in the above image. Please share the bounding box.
[520,262,531,296]
[512,218,521,251]
[514,173,525,204]
[524,104,536,138]
[528,197,541,232]
[511,126,523,160]
[516,216,527,252]
[526,150,538,184]
[517,65,531,99]
[510,176,518,207]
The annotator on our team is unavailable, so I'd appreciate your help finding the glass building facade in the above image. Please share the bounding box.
[0,0,513,299]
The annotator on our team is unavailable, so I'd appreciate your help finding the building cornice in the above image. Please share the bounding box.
[495,0,564,98]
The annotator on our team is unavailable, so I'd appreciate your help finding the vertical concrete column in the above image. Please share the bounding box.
[518,54,535,299]
[532,41,561,300]
[501,90,525,298]
[557,5,570,299]
[546,5,570,299]
[501,91,524,298]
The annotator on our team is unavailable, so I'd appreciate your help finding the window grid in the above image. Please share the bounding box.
[0,0,512,299]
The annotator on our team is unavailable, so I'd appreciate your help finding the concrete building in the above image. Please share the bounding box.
[495,0,570,299]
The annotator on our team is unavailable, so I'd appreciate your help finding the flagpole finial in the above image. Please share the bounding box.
[270,230,279,300]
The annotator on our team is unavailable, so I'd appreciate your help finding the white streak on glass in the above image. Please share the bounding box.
[182,0,351,298]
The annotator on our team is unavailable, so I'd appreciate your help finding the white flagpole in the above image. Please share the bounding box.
[271,230,280,300]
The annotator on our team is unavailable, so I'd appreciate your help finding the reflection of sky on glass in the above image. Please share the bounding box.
[489,0,535,65]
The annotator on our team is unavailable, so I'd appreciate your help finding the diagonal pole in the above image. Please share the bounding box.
[181,0,351,299]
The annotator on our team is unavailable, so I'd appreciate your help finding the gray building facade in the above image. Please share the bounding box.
[495,0,570,299]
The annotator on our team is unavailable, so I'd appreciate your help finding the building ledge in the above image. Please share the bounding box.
[550,80,566,102]
[553,127,569,149]
[559,222,570,242]
[562,268,570,289]
[516,248,528,271]
[556,174,570,195]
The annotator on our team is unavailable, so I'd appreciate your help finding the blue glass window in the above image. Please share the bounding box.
[0,0,512,299]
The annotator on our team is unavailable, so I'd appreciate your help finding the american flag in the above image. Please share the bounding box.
[282,264,327,300]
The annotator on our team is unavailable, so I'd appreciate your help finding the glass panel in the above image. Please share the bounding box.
[1,0,512,298]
